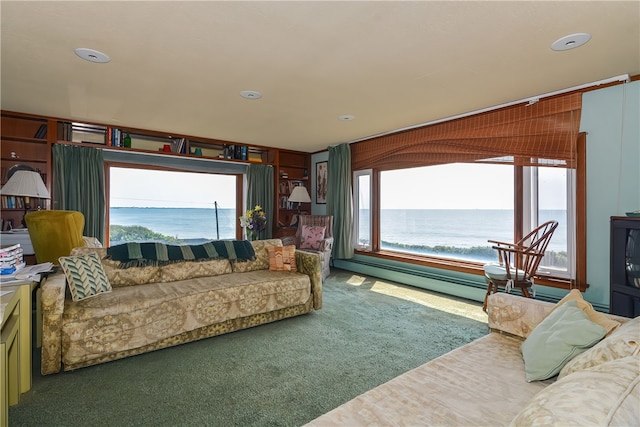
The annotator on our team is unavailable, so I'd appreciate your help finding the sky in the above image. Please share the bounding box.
[110,163,567,211]
[378,163,567,210]
[110,167,236,209]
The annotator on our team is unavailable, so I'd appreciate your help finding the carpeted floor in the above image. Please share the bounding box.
[9,269,488,427]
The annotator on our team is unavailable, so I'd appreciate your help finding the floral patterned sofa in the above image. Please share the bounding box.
[306,292,638,426]
[40,239,322,374]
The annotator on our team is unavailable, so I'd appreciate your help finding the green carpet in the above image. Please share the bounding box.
[9,269,488,426]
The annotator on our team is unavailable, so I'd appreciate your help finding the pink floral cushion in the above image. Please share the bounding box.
[300,225,326,250]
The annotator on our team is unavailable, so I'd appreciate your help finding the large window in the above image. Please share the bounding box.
[349,92,584,287]
[380,163,514,263]
[108,166,238,245]
[354,162,574,280]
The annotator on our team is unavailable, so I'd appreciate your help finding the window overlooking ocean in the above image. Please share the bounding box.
[349,96,584,288]
[379,163,515,263]
[355,162,571,278]
[108,167,237,246]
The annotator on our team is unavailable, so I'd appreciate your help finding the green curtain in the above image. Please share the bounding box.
[52,144,105,243]
[246,164,274,240]
[327,144,354,259]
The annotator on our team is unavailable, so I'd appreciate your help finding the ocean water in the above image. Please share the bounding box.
[110,207,237,243]
[371,209,566,250]
[109,207,567,263]
[366,209,567,263]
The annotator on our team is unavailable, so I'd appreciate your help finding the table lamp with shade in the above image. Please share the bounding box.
[288,185,311,214]
[0,170,51,227]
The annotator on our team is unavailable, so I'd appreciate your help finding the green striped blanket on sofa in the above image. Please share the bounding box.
[107,240,255,268]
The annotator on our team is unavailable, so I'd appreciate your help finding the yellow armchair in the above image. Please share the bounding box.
[24,210,85,265]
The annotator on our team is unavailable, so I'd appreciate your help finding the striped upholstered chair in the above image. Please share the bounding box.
[282,215,333,280]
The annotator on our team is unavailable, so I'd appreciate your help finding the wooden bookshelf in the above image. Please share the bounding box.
[2,110,310,239]
[54,119,277,164]
[0,112,52,229]
[276,149,310,237]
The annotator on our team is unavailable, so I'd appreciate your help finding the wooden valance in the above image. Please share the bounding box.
[351,92,582,171]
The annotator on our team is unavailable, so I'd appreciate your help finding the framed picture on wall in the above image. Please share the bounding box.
[316,161,327,204]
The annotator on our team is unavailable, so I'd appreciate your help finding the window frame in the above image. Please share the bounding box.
[523,165,576,280]
[353,169,373,251]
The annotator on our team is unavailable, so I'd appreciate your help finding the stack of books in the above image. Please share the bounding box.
[0,243,25,275]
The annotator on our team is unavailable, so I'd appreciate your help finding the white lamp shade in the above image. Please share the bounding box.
[0,170,51,198]
[288,186,311,203]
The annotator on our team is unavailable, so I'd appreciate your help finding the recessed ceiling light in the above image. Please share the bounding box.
[240,90,262,100]
[338,115,356,121]
[551,33,592,51]
[74,48,110,63]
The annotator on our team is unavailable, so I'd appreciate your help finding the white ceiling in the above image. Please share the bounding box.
[1,1,638,153]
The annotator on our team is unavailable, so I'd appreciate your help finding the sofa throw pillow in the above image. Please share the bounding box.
[58,252,112,302]
[550,289,621,335]
[520,300,606,382]
[268,245,297,272]
[300,225,326,250]
[558,316,640,379]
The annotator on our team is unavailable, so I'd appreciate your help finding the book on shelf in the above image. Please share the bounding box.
[171,138,186,154]
[33,123,47,139]
[1,195,42,209]
[223,145,234,159]
[2,195,16,208]
[58,122,72,141]
[224,144,247,160]
[66,122,72,140]
[106,127,122,147]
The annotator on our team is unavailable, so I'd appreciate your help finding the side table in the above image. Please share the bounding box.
[1,288,21,427]
[0,279,36,418]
